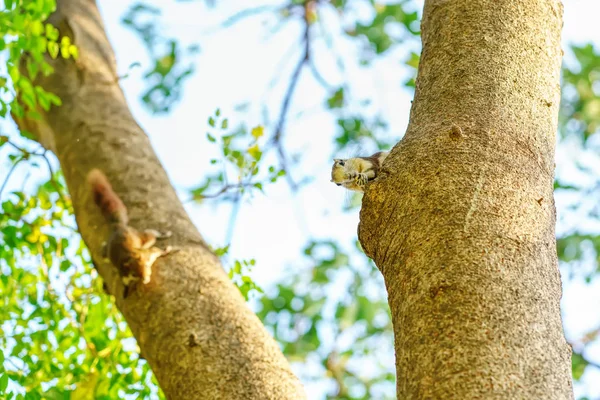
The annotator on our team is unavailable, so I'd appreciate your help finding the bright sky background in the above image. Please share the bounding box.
[2,0,600,398]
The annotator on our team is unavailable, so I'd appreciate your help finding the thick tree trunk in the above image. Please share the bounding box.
[12,1,305,398]
[359,0,572,399]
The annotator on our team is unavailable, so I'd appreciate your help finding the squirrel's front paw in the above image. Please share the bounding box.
[355,173,369,188]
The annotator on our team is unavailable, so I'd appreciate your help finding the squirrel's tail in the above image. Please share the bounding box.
[87,169,128,225]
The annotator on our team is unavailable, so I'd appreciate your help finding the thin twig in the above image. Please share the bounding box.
[3,139,43,156]
[20,170,32,192]
[201,5,285,34]
[265,43,300,93]
[5,357,29,375]
[1,138,69,207]
[39,150,69,208]
[573,326,600,347]
[184,181,260,203]
[0,156,26,201]
[588,358,600,370]
[270,1,312,191]
[309,59,332,89]
[221,5,279,28]
[272,52,307,145]
[577,351,600,370]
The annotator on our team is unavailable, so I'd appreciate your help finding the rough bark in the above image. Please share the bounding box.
[359,0,572,399]
[12,1,305,398]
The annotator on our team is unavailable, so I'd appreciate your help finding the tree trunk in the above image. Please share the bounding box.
[359,0,572,399]
[12,1,305,398]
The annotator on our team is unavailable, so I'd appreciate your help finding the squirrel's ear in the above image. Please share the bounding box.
[333,159,341,163]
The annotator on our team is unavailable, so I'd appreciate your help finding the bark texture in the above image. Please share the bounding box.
[13,1,305,398]
[359,0,572,399]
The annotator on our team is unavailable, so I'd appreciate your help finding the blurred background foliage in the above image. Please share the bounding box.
[1,0,600,399]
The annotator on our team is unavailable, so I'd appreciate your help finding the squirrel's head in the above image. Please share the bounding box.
[331,159,348,186]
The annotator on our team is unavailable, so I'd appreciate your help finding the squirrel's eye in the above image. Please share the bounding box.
[338,160,345,166]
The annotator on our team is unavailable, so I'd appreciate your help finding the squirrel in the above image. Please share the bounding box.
[87,169,172,297]
[330,151,389,192]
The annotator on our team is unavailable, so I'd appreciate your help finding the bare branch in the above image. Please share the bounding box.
[587,357,600,370]
[39,150,70,208]
[3,138,45,156]
[272,50,308,146]
[0,156,26,201]
[0,138,69,206]
[309,59,332,89]
[184,181,260,203]
[201,4,287,34]
[270,1,313,191]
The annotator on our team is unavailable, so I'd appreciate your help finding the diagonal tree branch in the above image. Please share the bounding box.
[11,0,305,398]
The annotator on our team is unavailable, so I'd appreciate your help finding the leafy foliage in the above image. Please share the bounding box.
[0,177,163,399]
[332,114,391,153]
[189,108,286,202]
[0,0,73,122]
[257,240,394,399]
[228,259,263,301]
[122,3,199,113]
[0,1,166,397]
[344,2,419,62]
[552,42,600,399]
[561,43,600,141]
[210,244,264,301]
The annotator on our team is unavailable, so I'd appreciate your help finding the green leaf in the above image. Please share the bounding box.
[69,45,79,59]
[30,21,44,36]
[405,51,420,69]
[45,24,59,41]
[251,125,264,139]
[26,59,39,80]
[247,144,261,161]
[8,66,20,83]
[0,374,8,393]
[572,352,588,380]
[326,88,344,109]
[213,245,229,257]
[46,92,62,106]
[47,41,59,59]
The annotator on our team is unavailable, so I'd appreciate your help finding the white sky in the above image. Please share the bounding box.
[2,0,600,398]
